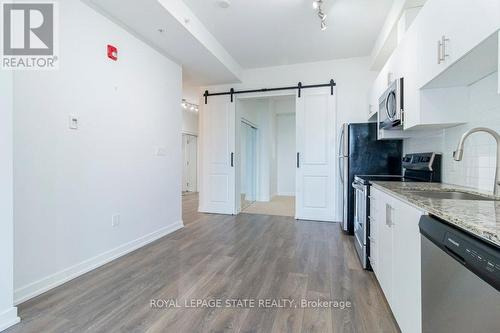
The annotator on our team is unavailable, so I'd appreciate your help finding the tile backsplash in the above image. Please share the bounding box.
[404,73,500,193]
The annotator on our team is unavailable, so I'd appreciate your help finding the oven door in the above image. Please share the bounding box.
[353,181,368,268]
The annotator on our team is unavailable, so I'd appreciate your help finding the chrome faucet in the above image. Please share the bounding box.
[453,127,500,196]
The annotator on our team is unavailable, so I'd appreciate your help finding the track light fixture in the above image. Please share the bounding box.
[181,99,199,112]
[313,0,327,31]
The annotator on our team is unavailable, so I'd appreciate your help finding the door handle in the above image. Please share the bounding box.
[296,152,300,168]
[230,152,234,167]
[339,156,344,184]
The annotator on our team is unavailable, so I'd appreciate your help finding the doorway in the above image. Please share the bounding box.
[236,96,296,217]
[199,87,337,222]
[182,134,197,193]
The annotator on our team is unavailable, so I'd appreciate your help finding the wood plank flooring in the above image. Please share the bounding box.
[6,193,399,333]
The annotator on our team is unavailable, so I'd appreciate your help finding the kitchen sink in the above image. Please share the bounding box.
[406,190,497,201]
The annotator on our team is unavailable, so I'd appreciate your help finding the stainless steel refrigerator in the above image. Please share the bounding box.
[339,123,403,234]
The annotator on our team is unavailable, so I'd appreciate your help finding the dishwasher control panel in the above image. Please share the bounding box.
[420,215,500,292]
[445,232,500,275]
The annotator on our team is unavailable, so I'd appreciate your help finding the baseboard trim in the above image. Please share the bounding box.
[277,192,295,197]
[0,307,20,332]
[14,221,184,305]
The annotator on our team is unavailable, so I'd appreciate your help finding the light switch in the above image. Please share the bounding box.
[156,147,167,156]
[112,214,120,227]
[69,115,78,130]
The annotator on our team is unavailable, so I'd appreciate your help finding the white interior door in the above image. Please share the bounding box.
[182,135,188,192]
[199,95,236,214]
[296,88,336,222]
[182,134,197,192]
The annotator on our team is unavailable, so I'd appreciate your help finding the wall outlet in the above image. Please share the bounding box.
[111,214,121,227]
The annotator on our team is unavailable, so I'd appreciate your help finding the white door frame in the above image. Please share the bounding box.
[239,120,258,211]
[182,133,198,192]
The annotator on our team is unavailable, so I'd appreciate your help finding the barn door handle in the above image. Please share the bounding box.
[296,152,300,168]
[231,152,234,167]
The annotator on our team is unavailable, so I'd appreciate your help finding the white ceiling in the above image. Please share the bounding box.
[182,0,395,68]
[84,0,240,86]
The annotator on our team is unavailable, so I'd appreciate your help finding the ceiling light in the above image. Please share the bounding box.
[216,0,231,9]
[313,0,324,10]
[181,99,199,113]
[313,1,327,31]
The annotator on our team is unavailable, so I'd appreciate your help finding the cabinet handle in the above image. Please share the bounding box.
[441,35,450,61]
[296,152,300,168]
[438,35,450,64]
[230,152,234,167]
[437,39,442,64]
[385,203,393,227]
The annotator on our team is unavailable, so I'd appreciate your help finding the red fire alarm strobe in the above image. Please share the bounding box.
[107,44,118,61]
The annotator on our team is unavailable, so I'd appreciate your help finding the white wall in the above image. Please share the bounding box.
[404,73,500,193]
[182,109,199,135]
[182,82,200,135]
[276,114,296,196]
[0,71,19,331]
[13,0,183,304]
[257,100,277,201]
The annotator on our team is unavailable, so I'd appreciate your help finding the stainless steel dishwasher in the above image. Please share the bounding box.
[419,216,500,333]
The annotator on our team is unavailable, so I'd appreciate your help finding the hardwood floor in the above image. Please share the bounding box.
[7,193,399,333]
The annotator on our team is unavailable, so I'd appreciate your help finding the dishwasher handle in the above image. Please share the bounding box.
[444,245,466,265]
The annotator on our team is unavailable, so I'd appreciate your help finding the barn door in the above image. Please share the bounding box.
[296,88,336,222]
[199,96,236,214]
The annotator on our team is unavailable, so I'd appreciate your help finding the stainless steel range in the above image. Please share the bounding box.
[352,152,442,269]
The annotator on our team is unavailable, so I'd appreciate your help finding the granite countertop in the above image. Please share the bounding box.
[370,181,500,248]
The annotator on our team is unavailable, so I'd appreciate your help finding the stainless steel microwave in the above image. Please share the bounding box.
[379,77,404,130]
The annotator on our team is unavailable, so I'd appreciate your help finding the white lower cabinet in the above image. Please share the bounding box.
[370,187,426,333]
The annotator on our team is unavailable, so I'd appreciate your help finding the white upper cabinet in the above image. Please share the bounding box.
[416,0,454,87]
[370,0,500,134]
[417,0,500,88]
[397,23,420,130]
